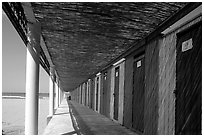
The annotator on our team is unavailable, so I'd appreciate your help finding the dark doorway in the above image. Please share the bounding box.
[87,82,90,107]
[84,84,87,106]
[96,77,99,111]
[175,22,201,135]
[113,67,120,120]
[102,72,108,115]
[132,54,145,133]
[80,86,82,104]
[90,79,94,110]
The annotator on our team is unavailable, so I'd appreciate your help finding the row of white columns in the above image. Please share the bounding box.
[24,22,64,135]
[49,68,63,115]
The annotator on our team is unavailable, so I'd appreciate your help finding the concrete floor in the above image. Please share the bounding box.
[43,99,77,135]
[43,99,137,135]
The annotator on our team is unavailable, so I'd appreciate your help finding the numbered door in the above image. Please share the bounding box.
[113,67,120,120]
[96,77,99,111]
[176,22,201,135]
[132,55,145,133]
[102,72,108,115]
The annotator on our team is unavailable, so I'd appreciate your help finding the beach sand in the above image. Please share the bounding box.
[2,98,49,135]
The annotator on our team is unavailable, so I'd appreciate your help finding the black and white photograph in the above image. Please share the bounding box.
[1,1,202,135]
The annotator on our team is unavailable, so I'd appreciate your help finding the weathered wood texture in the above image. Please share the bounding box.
[118,61,125,125]
[132,55,145,133]
[176,23,201,135]
[106,69,112,118]
[113,66,119,121]
[123,56,134,129]
[100,73,104,114]
[158,32,176,135]
[90,78,95,110]
[158,16,201,135]
[110,67,115,120]
[144,39,159,135]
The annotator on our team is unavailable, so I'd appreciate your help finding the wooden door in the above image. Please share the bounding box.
[114,67,120,120]
[96,77,99,111]
[90,79,94,110]
[80,86,82,104]
[132,55,145,133]
[102,72,108,115]
[84,84,87,106]
[87,82,90,107]
[176,22,201,135]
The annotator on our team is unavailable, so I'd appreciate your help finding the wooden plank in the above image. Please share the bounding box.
[144,39,159,135]
[113,67,120,120]
[110,67,115,119]
[123,56,134,129]
[105,69,111,118]
[118,61,125,124]
[132,55,145,132]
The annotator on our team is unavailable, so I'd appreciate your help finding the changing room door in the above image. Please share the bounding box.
[132,55,145,133]
[91,79,94,110]
[102,72,108,115]
[96,77,99,111]
[114,67,120,120]
[176,22,201,135]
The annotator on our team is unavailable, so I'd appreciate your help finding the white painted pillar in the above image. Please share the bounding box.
[48,68,55,116]
[55,79,58,109]
[25,22,41,135]
[59,87,61,105]
[57,80,59,107]
[59,87,61,104]
[58,81,61,105]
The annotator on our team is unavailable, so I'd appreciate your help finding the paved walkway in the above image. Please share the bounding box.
[43,99,77,135]
[43,99,137,135]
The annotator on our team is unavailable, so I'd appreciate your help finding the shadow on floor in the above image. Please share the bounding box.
[54,112,70,116]
[66,100,93,135]
[61,130,77,135]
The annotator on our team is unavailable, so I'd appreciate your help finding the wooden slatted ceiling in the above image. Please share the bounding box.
[30,2,187,91]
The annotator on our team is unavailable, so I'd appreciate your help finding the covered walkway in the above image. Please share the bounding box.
[43,99,137,135]
[2,2,202,135]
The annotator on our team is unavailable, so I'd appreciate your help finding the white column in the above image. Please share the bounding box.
[54,80,58,109]
[25,22,40,135]
[59,87,62,104]
[48,68,55,116]
[54,77,59,108]
[57,80,59,107]
[58,81,61,105]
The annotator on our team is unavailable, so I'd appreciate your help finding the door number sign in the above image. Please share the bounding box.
[137,60,141,68]
[116,71,118,77]
[182,38,193,52]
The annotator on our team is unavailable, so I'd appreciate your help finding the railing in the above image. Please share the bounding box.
[8,2,28,35]
[3,2,50,74]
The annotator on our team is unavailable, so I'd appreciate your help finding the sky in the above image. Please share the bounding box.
[2,10,49,93]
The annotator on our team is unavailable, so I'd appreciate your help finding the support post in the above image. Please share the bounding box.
[25,22,41,135]
[58,81,60,106]
[47,68,55,123]
[59,87,61,105]
[55,77,59,109]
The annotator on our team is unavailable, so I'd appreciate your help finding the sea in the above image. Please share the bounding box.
[2,92,49,135]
